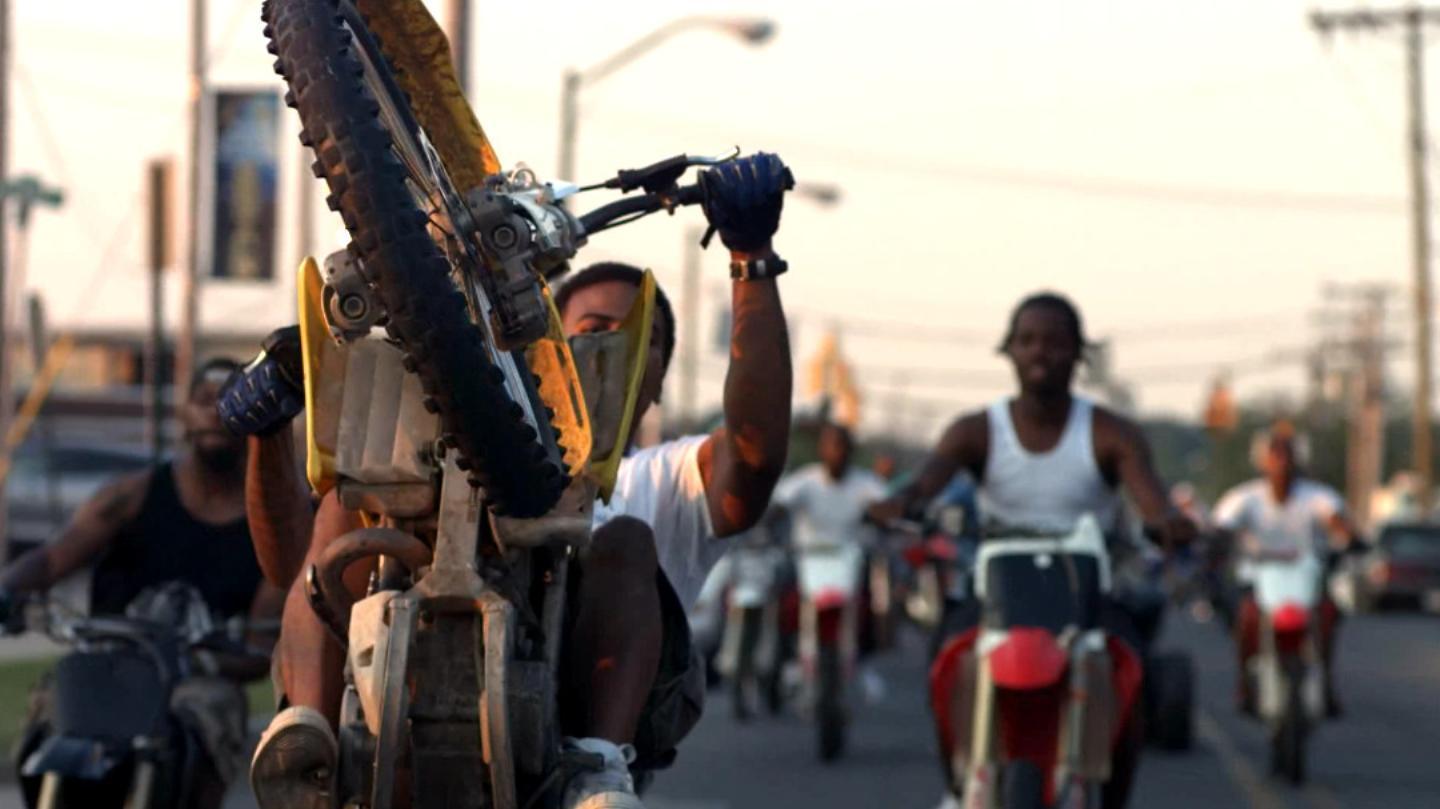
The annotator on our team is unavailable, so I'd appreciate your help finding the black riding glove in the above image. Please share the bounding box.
[217,325,305,438]
[697,152,795,252]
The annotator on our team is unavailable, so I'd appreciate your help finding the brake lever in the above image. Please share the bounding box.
[609,147,740,194]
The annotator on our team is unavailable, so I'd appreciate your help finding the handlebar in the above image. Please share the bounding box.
[577,183,704,237]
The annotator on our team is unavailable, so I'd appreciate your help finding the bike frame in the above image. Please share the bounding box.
[938,518,1124,809]
[794,543,863,700]
[1251,554,1327,727]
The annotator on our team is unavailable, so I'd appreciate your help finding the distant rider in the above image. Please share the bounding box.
[0,359,281,807]
[1213,425,1357,717]
[869,292,1194,809]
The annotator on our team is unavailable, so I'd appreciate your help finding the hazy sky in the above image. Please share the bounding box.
[9,0,1433,440]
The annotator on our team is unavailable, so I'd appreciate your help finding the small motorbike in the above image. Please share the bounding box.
[929,517,1143,809]
[716,527,789,720]
[13,585,269,809]
[262,0,749,805]
[900,504,972,630]
[793,539,865,762]
[1247,547,1328,785]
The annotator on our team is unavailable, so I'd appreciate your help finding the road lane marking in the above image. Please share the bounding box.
[1195,709,1288,809]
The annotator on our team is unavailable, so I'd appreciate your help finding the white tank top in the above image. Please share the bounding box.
[979,396,1121,534]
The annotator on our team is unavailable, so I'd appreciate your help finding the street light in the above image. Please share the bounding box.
[557,15,776,183]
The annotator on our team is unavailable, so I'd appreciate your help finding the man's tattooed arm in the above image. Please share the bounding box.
[696,265,793,538]
[0,471,148,594]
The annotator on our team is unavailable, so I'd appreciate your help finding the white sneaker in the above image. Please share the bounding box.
[561,737,644,809]
[250,706,339,809]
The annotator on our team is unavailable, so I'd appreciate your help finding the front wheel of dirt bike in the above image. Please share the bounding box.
[1272,668,1307,785]
[1148,651,1194,751]
[816,645,846,762]
[262,0,566,516]
[1000,759,1048,809]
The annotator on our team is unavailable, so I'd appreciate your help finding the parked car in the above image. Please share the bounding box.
[1332,523,1440,612]
[5,441,153,559]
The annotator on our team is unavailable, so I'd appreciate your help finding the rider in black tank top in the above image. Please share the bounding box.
[89,462,261,618]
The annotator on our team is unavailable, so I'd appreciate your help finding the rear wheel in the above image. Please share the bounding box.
[262,0,566,516]
[1147,652,1194,751]
[1000,759,1048,809]
[1271,668,1307,784]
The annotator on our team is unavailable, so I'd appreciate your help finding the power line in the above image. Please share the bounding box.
[586,103,1410,215]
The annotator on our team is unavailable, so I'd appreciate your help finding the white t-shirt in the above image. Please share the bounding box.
[772,464,888,551]
[1213,479,1343,556]
[591,435,718,611]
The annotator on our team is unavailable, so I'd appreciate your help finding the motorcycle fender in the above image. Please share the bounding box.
[1106,636,1143,749]
[21,735,121,781]
[930,629,979,772]
[348,590,397,737]
[988,628,1067,691]
[351,0,499,192]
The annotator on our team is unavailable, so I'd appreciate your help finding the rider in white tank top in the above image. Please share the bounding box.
[979,396,1121,534]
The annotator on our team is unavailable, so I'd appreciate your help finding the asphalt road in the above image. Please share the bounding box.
[1,610,1434,809]
[645,610,1440,809]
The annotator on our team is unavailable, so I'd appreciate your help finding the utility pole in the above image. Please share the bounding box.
[1313,6,1440,517]
[444,0,471,94]
[177,0,205,406]
[1333,285,1394,525]
[146,160,174,460]
[0,0,11,557]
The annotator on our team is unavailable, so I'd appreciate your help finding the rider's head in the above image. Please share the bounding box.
[555,262,677,424]
[1252,422,1308,488]
[998,292,1088,398]
[817,421,854,480]
[182,357,246,472]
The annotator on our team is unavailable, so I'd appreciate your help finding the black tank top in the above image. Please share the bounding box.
[89,463,261,619]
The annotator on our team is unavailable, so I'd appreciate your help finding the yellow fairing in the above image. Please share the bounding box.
[354,0,500,187]
[588,271,656,500]
[527,286,592,479]
[298,258,342,496]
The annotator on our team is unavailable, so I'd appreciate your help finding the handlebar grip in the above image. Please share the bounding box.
[674,183,705,207]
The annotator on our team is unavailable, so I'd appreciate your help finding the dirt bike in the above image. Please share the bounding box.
[715,527,788,721]
[1246,546,1328,785]
[790,537,865,762]
[13,585,269,809]
[928,517,1143,809]
[263,1,740,807]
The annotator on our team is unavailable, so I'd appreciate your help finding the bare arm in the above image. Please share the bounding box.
[696,248,792,538]
[246,429,315,588]
[1323,511,1360,552]
[868,413,986,524]
[0,472,148,594]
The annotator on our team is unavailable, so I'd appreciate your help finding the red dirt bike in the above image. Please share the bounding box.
[928,517,1142,809]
